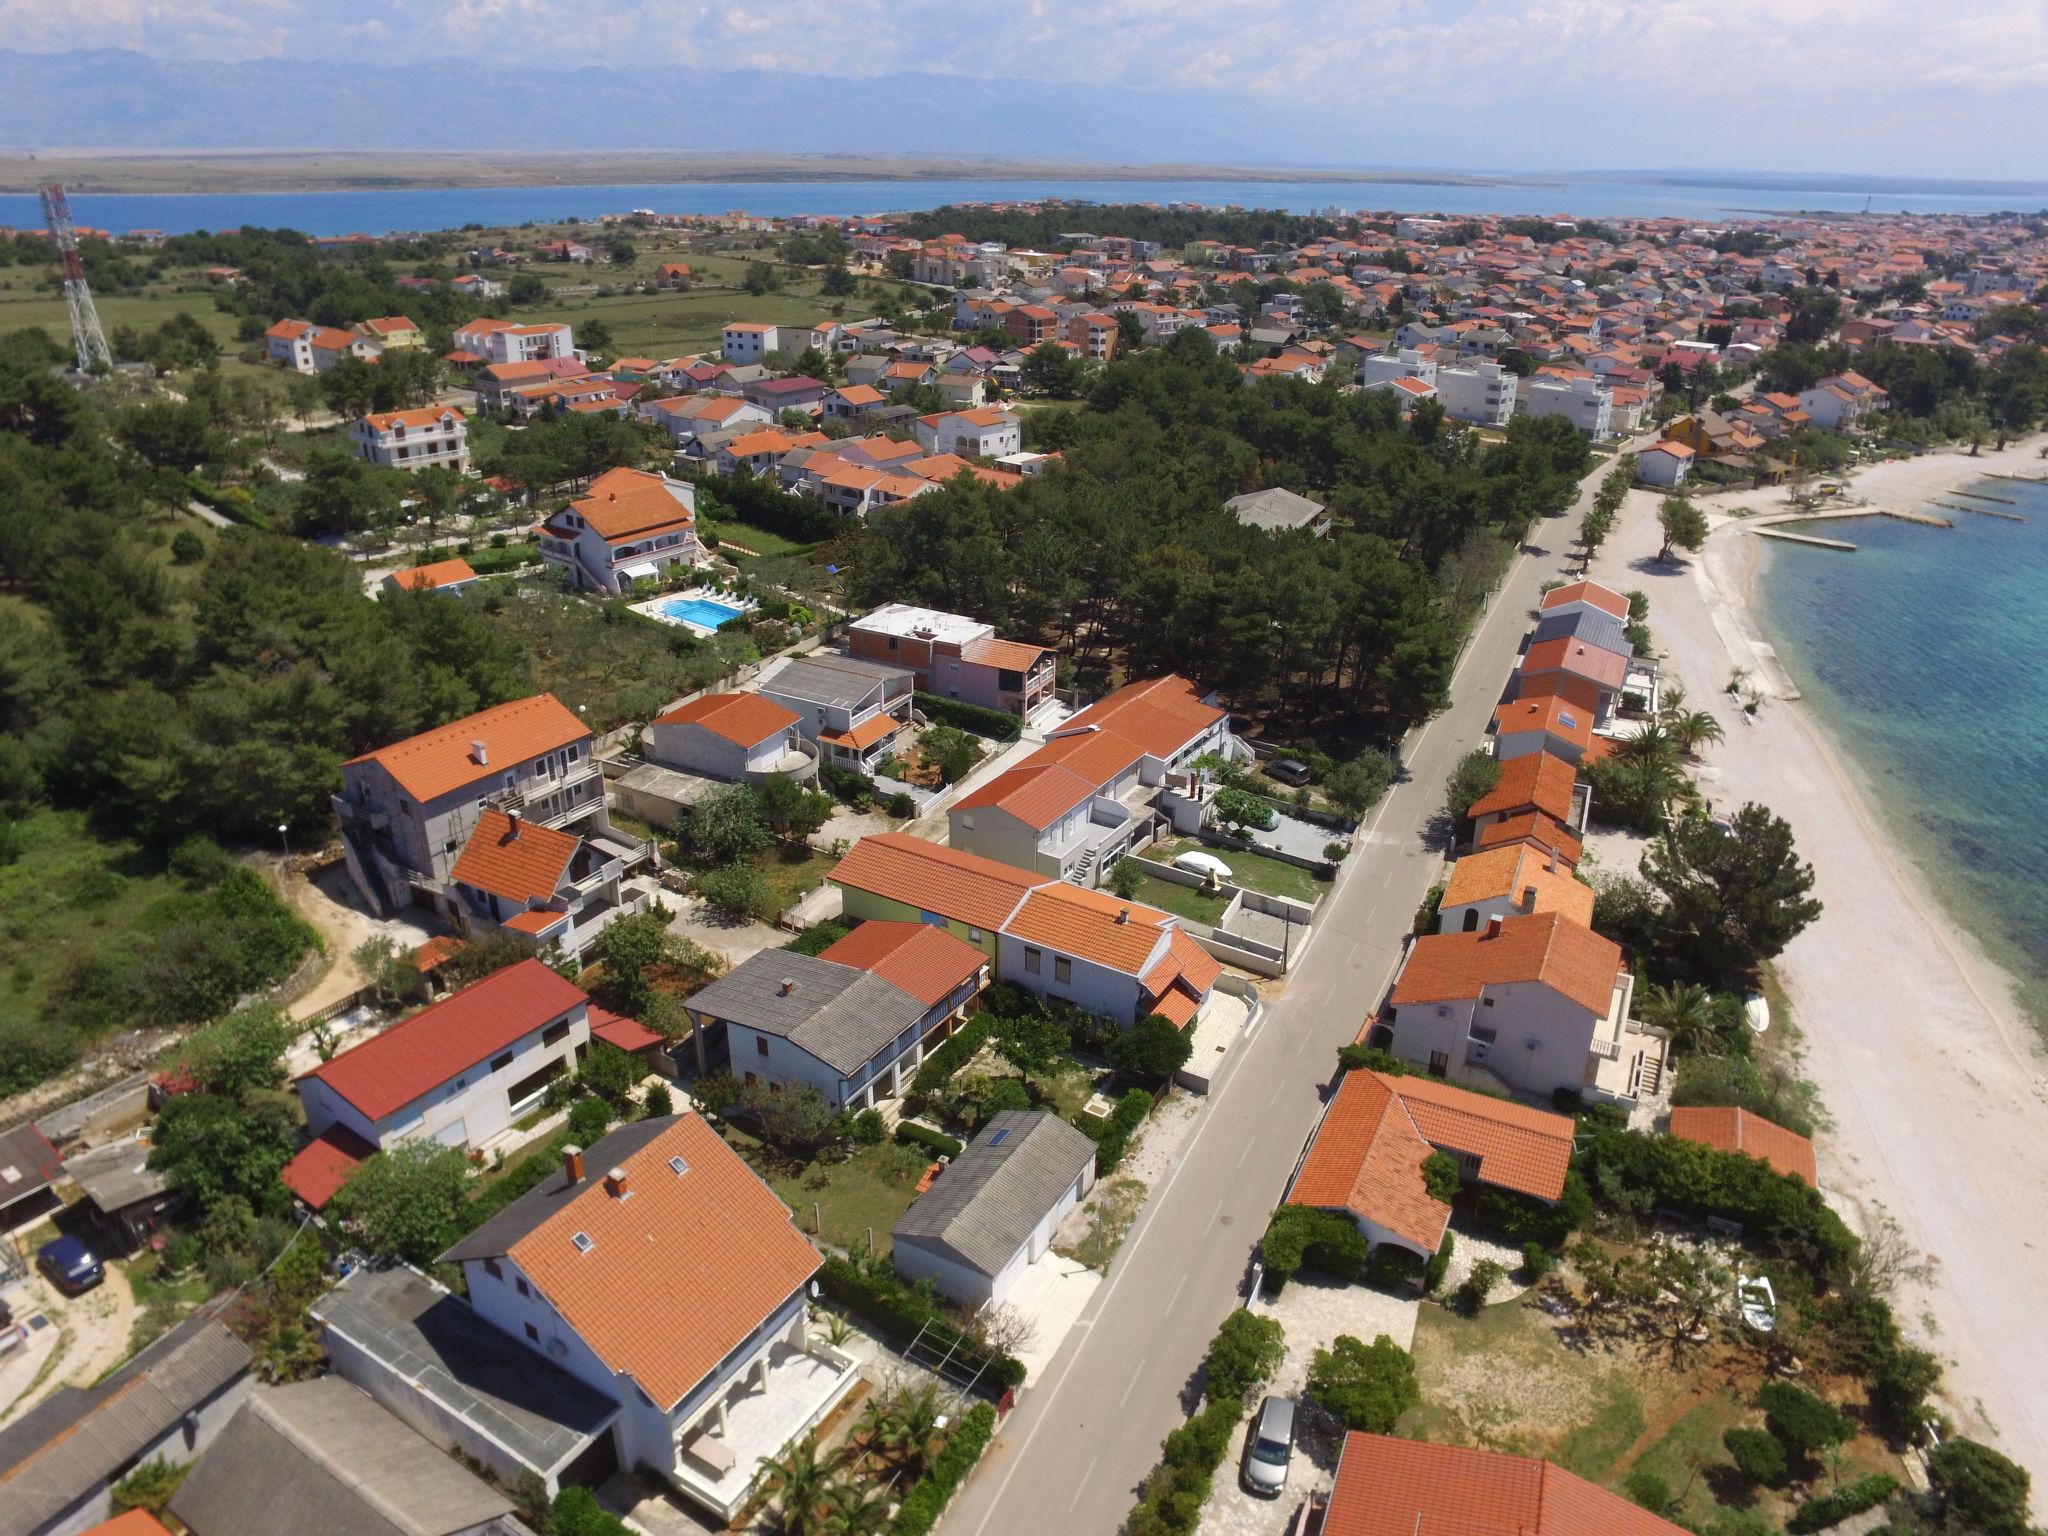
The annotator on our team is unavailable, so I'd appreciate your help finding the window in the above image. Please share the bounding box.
[483,1257,503,1280]
[1461,908,1480,933]
[1024,947,1042,975]
[516,1277,530,1297]
[491,1052,515,1073]
[1482,996,1495,1008]
[541,1020,570,1047]
[1054,956,1072,983]
[968,927,983,943]
[525,1322,540,1342]
[756,1036,770,1057]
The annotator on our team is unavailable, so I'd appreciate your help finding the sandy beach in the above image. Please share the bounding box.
[1584,435,2048,1507]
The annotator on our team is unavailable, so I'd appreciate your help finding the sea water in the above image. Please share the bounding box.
[1753,476,2048,1031]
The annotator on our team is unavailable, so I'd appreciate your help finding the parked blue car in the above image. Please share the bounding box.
[37,1235,104,1295]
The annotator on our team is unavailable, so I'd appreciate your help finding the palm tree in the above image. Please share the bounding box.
[1611,721,1679,770]
[1638,981,1740,1056]
[878,1384,948,1478]
[758,1438,840,1536]
[1667,709,1725,758]
[820,1477,894,1536]
[1658,681,1687,718]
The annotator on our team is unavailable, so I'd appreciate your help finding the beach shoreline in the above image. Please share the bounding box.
[1585,434,2048,1510]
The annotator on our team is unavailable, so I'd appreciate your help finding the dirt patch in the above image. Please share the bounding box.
[1056,1176,1147,1272]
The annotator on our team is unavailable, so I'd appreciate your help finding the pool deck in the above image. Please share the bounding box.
[632,588,756,636]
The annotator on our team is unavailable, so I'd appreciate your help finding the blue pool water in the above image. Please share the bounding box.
[1753,474,2048,1030]
[661,596,746,630]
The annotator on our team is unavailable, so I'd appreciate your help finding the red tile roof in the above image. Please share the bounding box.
[1468,751,1578,824]
[450,809,579,906]
[279,1124,376,1209]
[387,557,478,592]
[1669,1106,1818,1186]
[1380,1072,1574,1200]
[303,960,587,1122]
[1058,675,1223,761]
[1443,844,1594,928]
[1523,637,1629,693]
[961,635,1051,671]
[953,761,1097,830]
[506,1114,820,1409]
[1289,1070,1447,1252]
[1539,580,1631,620]
[79,1514,177,1536]
[567,468,695,542]
[347,694,589,804]
[1005,883,1175,976]
[1323,1433,1688,1536]
[362,405,463,432]
[1491,695,1594,752]
[1476,812,1583,869]
[652,691,799,747]
[819,920,988,1007]
[1143,928,1222,1009]
[830,832,1042,933]
[589,1006,664,1054]
[1392,911,1622,1018]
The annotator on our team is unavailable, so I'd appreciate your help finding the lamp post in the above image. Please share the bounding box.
[277,821,291,867]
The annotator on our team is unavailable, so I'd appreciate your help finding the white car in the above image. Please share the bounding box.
[1737,1274,1777,1333]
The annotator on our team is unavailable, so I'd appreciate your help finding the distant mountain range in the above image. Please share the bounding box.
[0,48,1319,162]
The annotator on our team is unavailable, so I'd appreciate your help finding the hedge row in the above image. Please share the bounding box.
[1787,1474,1898,1534]
[1078,1087,1153,1173]
[1260,1205,1366,1286]
[1125,1310,1283,1536]
[816,1256,1026,1391]
[186,473,269,528]
[914,692,1024,742]
[895,1122,965,1160]
[909,1014,994,1099]
[889,1403,998,1536]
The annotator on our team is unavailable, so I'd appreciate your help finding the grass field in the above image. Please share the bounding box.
[1152,838,1327,903]
[1130,872,1231,926]
[702,518,822,560]
[727,1127,929,1257]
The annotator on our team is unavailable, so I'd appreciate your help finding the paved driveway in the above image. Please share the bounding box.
[942,488,1597,1536]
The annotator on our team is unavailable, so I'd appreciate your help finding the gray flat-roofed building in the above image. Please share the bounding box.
[1223,487,1330,536]
[312,1264,618,1497]
[168,1376,535,1536]
[891,1110,1096,1308]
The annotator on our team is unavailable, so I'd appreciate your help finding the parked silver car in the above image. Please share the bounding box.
[1241,1395,1295,1497]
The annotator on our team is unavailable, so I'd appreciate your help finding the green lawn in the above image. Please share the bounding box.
[1152,839,1327,903]
[1131,872,1231,926]
[702,518,821,560]
[0,265,244,347]
[121,1255,218,1358]
[726,1128,930,1256]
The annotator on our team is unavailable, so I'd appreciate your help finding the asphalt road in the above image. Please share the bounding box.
[945,486,1594,1536]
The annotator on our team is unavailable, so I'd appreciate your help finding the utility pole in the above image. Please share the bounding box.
[38,183,112,374]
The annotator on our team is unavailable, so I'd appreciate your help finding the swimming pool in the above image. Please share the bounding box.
[659,595,747,631]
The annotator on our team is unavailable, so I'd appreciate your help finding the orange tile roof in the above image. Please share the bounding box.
[1669,1106,1817,1186]
[568,467,695,542]
[819,920,987,1008]
[1392,911,1622,1018]
[1027,726,1148,787]
[408,934,464,971]
[1379,1072,1574,1200]
[1323,1433,1688,1536]
[451,808,579,905]
[652,691,799,747]
[363,405,464,431]
[387,557,478,592]
[830,832,1042,932]
[1005,884,1173,976]
[1523,636,1629,692]
[1148,986,1200,1029]
[1476,812,1583,869]
[279,1123,376,1210]
[819,711,904,750]
[347,694,590,803]
[502,907,568,938]
[1539,580,1630,620]
[1288,1070,1448,1253]
[1492,695,1594,751]
[1143,928,1222,1004]
[1058,674,1223,761]
[588,1005,664,1053]
[833,384,884,405]
[80,1515,177,1536]
[1516,670,1604,715]
[961,635,1051,670]
[304,959,587,1122]
[1442,844,1594,928]
[506,1114,820,1409]
[953,761,1096,830]
[1468,750,1577,824]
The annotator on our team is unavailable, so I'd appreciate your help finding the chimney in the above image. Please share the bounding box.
[1484,915,1504,940]
[1546,850,1559,874]
[562,1145,585,1183]
[507,811,523,839]
[779,977,797,996]
[603,1166,630,1200]
[1521,886,1538,915]
[471,739,489,766]
[1116,908,1130,925]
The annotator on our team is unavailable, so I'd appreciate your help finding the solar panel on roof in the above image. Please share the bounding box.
[988,1128,1011,1146]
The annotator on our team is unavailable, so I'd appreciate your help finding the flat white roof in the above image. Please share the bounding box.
[851,602,991,645]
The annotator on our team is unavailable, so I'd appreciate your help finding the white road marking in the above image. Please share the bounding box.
[1069,1457,1099,1511]
[1119,1364,1147,1408]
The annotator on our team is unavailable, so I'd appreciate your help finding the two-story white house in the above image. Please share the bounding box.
[285,959,594,1206]
[265,318,318,371]
[439,1116,857,1524]
[912,406,1022,460]
[681,921,988,1106]
[537,466,701,595]
[453,318,575,365]
[349,405,471,474]
[949,762,1137,886]
[1798,371,1888,432]
[332,693,609,916]
[757,653,915,772]
[720,322,780,364]
[446,808,662,961]
[642,692,815,784]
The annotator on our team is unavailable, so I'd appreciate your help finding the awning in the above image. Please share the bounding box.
[618,560,659,582]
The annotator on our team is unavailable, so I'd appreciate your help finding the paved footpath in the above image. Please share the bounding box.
[944,483,1598,1536]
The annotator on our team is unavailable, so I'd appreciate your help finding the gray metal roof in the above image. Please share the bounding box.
[62,1134,173,1212]
[687,951,928,1075]
[1531,607,1633,659]
[761,653,910,711]
[167,1377,530,1536]
[1224,487,1327,532]
[0,1123,61,1207]
[0,1303,250,1536]
[441,1117,674,1265]
[891,1111,1096,1278]
[311,1264,615,1477]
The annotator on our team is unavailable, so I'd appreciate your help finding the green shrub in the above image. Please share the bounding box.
[1203,1309,1284,1405]
[1520,1242,1554,1281]
[640,1083,673,1118]
[1722,1427,1788,1486]
[1453,1258,1507,1316]
[890,1402,997,1536]
[552,1485,633,1535]
[1124,1312,1284,1535]
[1307,1333,1418,1432]
[847,1108,886,1144]
[1421,1150,1462,1203]
[1623,1469,1672,1515]
[816,1257,1026,1389]
[892,1122,962,1155]
[567,1096,613,1146]
[913,692,1023,742]
[909,1015,993,1099]
[1424,1232,1455,1293]
[1474,1172,1590,1251]
[886,791,916,818]
[170,528,206,564]
[111,1456,188,1515]
[1786,1474,1898,1534]
[1927,1438,2031,1536]
[1259,1205,1368,1284]
[1078,1087,1153,1173]
[1758,1382,1853,1457]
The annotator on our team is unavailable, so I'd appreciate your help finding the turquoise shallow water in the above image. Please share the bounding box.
[1752,477,2048,1028]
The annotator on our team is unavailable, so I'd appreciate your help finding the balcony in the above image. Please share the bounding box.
[488,761,602,817]
[671,1338,860,1521]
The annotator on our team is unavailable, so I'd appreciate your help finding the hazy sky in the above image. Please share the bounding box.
[3,0,2046,177]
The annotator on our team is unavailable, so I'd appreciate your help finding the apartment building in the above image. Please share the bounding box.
[911,406,1022,460]
[846,603,1055,717]
[1434,360,1518,426]
[720,322,780,364]
[1523,374,1614,438]
[758,652,916,771]
[452,318,575,365]
[348,405,471,474]
[538,466,700,595]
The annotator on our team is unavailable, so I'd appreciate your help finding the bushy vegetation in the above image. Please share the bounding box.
[1787,1474,1897,1534]
[1125,1308,1285,1536]
[1307,1333,1419,1431]
[890,1402,998,1536]
[816,1255,1027,1389]
[913,692,1023,742]
[1259,1204,1368,1284]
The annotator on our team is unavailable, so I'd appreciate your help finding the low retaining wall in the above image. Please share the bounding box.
[1127,855,1309,976]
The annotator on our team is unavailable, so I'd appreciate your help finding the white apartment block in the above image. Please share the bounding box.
[349,406,471,474]
[1523,375,1614,438]
[452,319,576,365]
[1361,348,1438,389]
[721,323,780,364]
[1434,361,1518,427]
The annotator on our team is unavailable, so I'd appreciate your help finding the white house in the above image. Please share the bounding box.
[452,318,575,365]
[538,466,700,594]
[912,405,1022,460]
[1636,440,1695,488]
[721,322,780,364]
[891,1111,1097,1308]
[1434,361,1518,427]
[1361,347,1438,389]
[1798,371,1888,432]
[1524,374,1613,438]
[757,653,916,772]
[439,1116,857,1524]
[348,405,471,474]
[643,692,812,783]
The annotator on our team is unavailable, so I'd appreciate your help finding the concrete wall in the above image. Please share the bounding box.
[44,1371,254,1536]
[948,805,1049,877]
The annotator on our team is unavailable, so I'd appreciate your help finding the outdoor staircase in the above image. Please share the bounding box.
[1637,1047,1666,1097]
[1069,845,1098,885]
